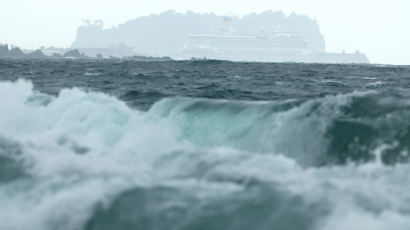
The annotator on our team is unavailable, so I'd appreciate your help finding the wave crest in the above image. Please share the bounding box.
[2,80,410,230]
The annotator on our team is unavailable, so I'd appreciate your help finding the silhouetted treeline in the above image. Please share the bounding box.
[0,44,85,59]
[0,44,172,61]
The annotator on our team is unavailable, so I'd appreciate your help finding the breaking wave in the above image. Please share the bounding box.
[1,79,410,230]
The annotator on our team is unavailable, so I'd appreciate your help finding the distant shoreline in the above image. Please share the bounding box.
[0,44,172,61]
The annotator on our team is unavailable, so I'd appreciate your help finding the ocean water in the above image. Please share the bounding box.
[1,59,410,230]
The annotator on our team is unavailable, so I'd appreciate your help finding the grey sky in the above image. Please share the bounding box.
[1,0,409,64]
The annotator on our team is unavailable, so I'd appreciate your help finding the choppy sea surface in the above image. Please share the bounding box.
[1,59,410,230]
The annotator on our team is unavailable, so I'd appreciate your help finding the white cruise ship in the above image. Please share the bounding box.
[182,18,369,64]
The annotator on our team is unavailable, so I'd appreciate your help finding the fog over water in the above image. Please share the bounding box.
[1,0,409,64]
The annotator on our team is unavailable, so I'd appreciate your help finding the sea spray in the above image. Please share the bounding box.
[1,76,410,229]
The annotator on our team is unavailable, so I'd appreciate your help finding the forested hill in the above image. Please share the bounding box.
[72,10,325,57]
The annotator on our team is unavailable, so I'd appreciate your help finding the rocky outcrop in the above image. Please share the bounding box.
[9,47,25,58]
[52,53,62,58]
[26,49,47,58]
[0,45,8,57]
[63,49,83,58]
[0,44,172,60]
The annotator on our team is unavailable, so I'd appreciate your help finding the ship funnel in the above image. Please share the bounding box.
[223,16,232,29]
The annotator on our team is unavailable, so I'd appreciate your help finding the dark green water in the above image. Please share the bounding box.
[1,59,410,229]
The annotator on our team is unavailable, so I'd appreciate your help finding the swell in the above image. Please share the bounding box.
[2,80,410,230]
[86,184,328,230]
[0,137,26,183]
[2,80,410,167]
[150,93,410,166]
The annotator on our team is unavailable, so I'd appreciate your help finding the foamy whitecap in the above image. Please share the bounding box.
[0,80,410,230]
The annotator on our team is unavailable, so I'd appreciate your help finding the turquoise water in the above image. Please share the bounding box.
[1,59,410,229]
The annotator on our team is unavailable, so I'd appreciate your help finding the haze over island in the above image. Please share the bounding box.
[0,10,369,64]
[72,10,325,57]
[1,0,409,64]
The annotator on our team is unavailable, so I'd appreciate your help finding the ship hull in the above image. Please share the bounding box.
[182,49,369,64]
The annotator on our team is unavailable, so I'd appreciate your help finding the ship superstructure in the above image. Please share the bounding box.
[182,17,369,64]
[183,32,311,62]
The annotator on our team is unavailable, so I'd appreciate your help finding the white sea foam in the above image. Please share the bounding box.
[84,72,102,76]
[366,81,387,87]
[0,80,409,229]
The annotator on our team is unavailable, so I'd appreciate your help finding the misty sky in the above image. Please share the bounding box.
[1,0,409,64]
